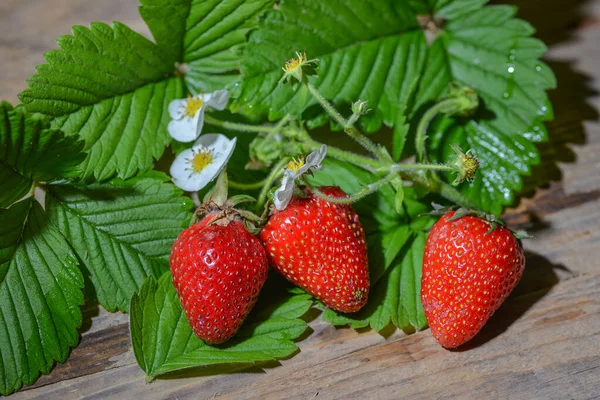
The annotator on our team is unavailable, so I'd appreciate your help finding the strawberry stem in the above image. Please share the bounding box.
[229,179,267,190]
[256,157,290,212]
[303,173,397,204]
[204,114,279,134]
[304,81,385,161]
[414,98,464,162]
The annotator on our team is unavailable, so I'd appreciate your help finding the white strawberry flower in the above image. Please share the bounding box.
[170,134,237,192]
[274,145,327,210]
[168,90,230,143]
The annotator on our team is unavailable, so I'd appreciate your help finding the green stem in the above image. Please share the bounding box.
[437,180,479,210]
[305,81,346,127]
[259,114,292,151]
[204,114,274,134]
[305,82,382,159]
[304,172,397,205]
[387,163,455,173]
[401,170,478,210]
[256,157,289,212]
[415,98,462,162]
[301,136,382,170]
[229,179,267,190]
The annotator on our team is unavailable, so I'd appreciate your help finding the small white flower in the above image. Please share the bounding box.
[273,145,327,210]
[170,134,237,192]
[168,90,230,143]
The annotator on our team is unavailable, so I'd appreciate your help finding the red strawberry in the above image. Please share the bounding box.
[421,210,526,348]
[170,218,268,344]
[260,186,369,313]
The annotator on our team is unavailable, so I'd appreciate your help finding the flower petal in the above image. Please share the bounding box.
[170,134,237,192]
[296,144,327,177]
[306,144,327,170]
[206,90,230,111]
[168,114,200,142]
[274,170,296,210]
[170,148,195,181]
[195,104,207,139]
[168,98,187,120]
[194,133,237,156]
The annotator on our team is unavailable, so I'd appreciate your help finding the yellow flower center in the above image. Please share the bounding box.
[286,157,305,173]
[283,52,306,73]
[189,147,214,173]
[184,96,204,118]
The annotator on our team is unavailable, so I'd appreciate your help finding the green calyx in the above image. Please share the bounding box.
[278,51,319,86]
[448,145,480,186]
[425,204,531,239]
[194,171,264,235]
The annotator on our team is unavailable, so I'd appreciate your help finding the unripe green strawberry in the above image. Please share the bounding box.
[170,217,268,344]
[260,186,369,313]
[421,210,525,348]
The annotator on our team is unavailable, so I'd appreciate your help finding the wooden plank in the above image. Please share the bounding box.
[0,0,148,105]
[13,271,600,400]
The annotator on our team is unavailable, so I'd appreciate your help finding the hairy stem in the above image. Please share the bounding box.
[305,82,382,159]
[259,114,293,151]
[415,98,462,162]
[229,179,267,190]
[304,173,397,205]
[301,136,382,170]
[204,114,274,134]
[256,157,289,212]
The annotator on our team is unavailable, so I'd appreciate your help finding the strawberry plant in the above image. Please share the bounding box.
[0,0,557,394]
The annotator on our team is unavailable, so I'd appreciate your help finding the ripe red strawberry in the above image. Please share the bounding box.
[421,210,526,348]
[260,186,369,313]
[170,218,268,344]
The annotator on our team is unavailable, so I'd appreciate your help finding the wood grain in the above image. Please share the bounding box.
[1,0,600,399]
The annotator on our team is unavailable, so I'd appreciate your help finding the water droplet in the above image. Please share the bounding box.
[503,92,510,99]
[507,65,515,74]
[535,65,542,72]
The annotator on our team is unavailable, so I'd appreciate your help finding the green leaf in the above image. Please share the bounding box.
[139,0,191,63]
[45,172,193,312]
[309,160,434,331]
[18,22,182,181]
[0,102,85,208]
[19,2,274,181]
[139,0,274,94]
[434,0,488,19]
[181,0,275,94]
[0,198,84,395]
[130,273,311,377]
[417,4,556,214]
[234,0,427,132]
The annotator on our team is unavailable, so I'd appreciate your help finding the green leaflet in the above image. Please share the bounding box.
[18,22,181,181]
[45,172,194,312]
[182,0,275,93]
[0,102,85,208]
[0,198,84,395]
[140,0,275,94]
[417,4,556,214]
[130,273,312,377]
[233,0,428,132]
[139,0,191,63]
[19,0,274,181]
[308,159,434,331]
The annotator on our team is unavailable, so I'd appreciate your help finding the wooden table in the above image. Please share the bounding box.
[1,0,599,398]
